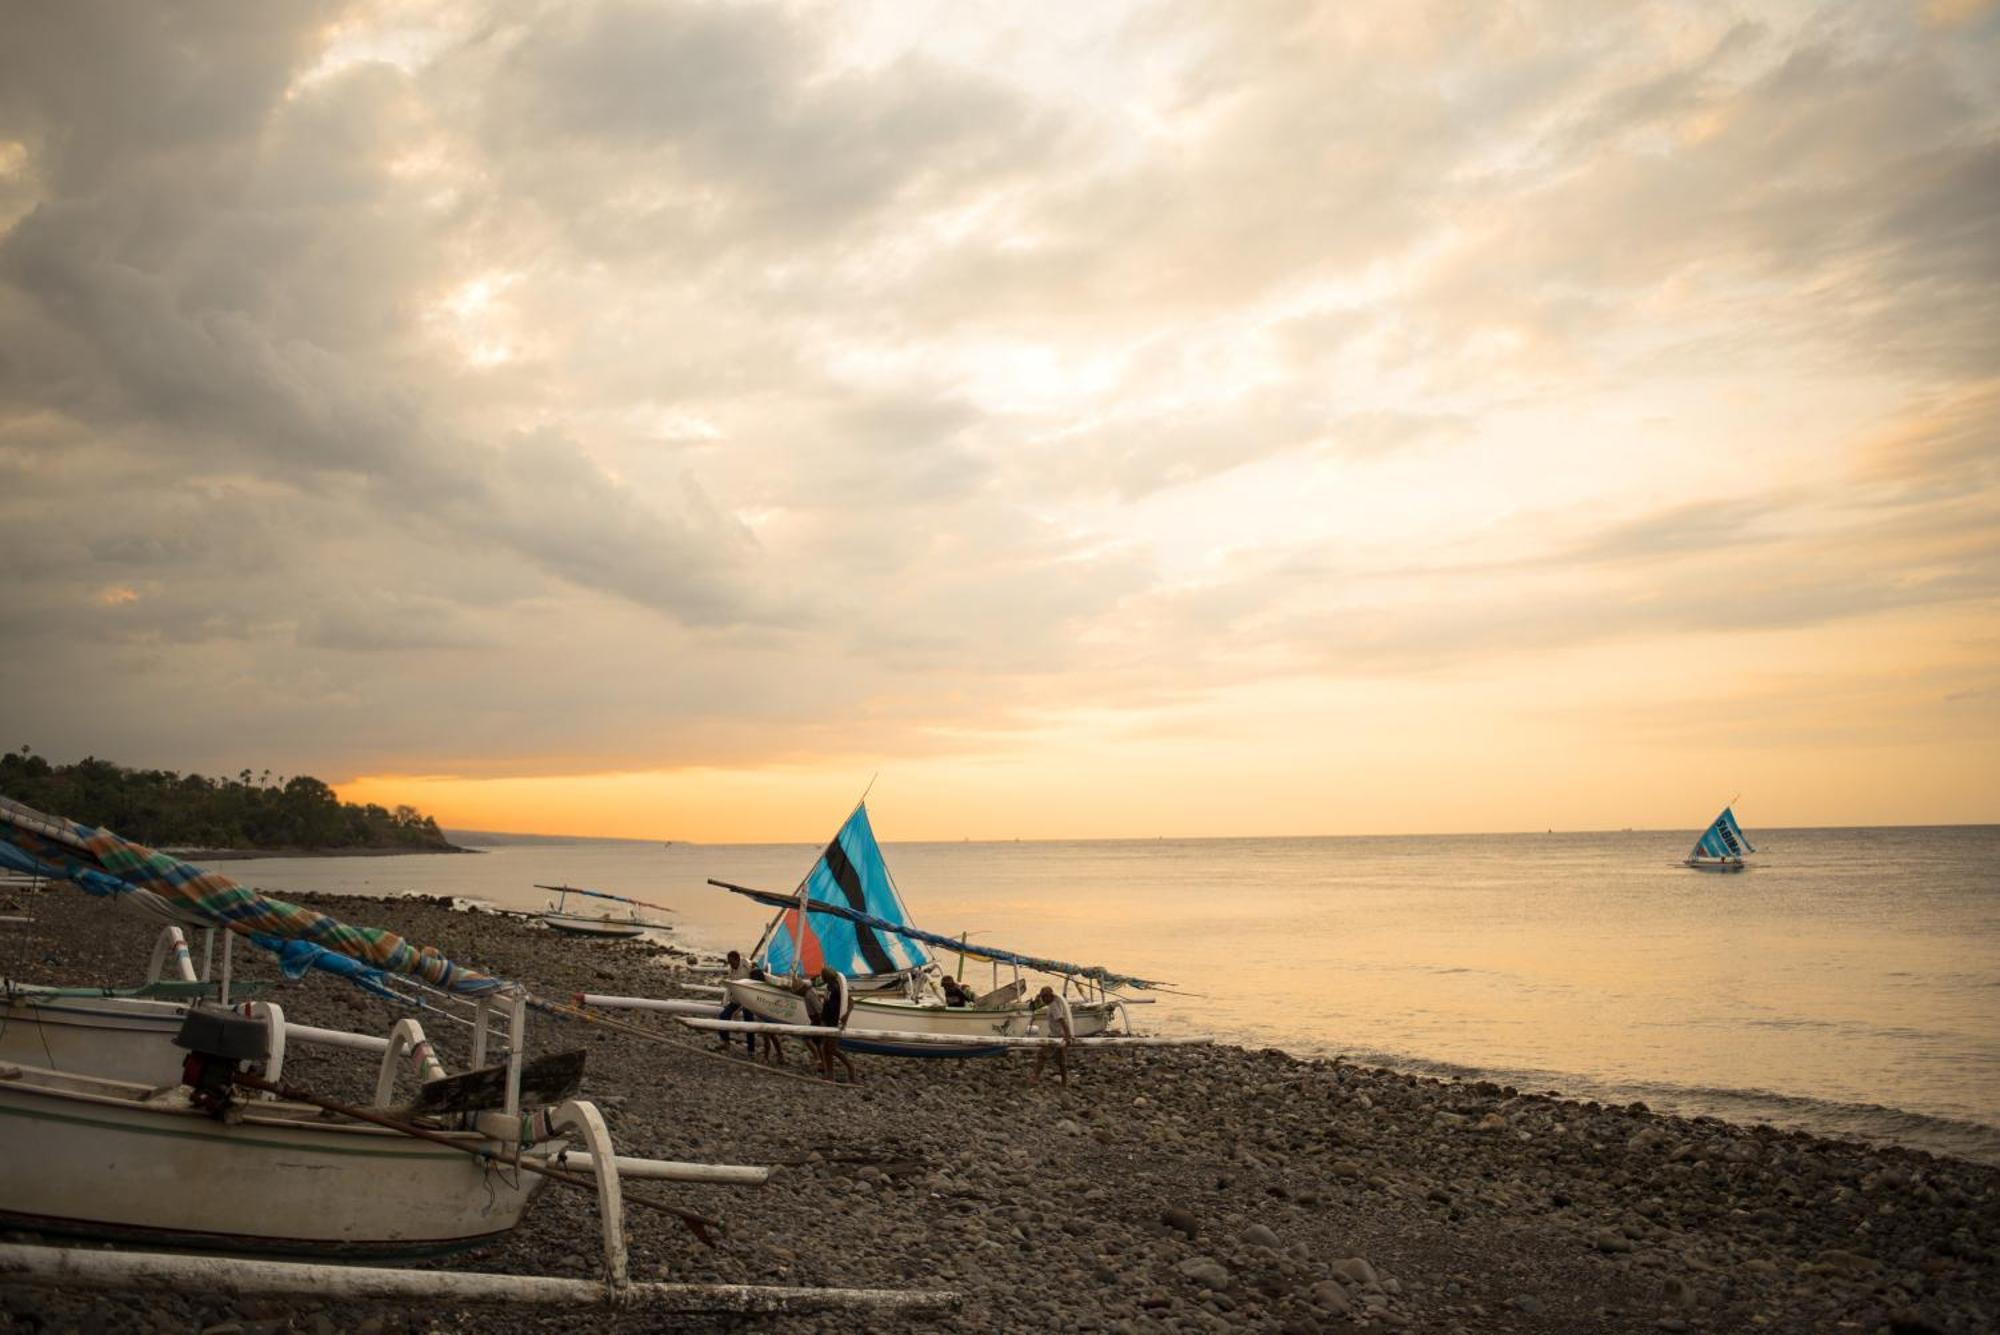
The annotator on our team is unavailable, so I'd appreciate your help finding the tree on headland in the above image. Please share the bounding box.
[0,749,458,853]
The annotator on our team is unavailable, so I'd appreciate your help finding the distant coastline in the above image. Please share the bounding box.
[0,751,468,857]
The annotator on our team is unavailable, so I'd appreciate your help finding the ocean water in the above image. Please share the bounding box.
[227,824,2000,1164]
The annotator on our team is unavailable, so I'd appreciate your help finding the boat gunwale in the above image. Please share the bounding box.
[0,1064,498,1150]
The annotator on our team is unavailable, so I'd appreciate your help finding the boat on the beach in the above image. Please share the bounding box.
[535,883,661,938]
[0,795,956,1317]
[699,802,1161,1056]
[1683,804,1756,873]
[0,1015,550,1256]
[715,974,1121,1057]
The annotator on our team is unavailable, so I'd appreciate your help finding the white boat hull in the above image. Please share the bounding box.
[1683,858,1746,873]
[723,979,1118,1057]
[0,1064,546,1257]
[541,912,648,939]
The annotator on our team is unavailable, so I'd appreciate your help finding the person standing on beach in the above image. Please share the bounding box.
[715,950,755,1056]
[749,964,788,1065]
[814,965,859,1084]
[1030,985,1076,1088]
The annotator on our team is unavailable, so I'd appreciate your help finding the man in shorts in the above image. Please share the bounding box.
[1030,985,1076,1088]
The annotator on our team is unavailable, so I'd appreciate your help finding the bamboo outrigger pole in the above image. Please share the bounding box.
[681,1017,1212,1049]
[538,994,855,1090]
[0,1246,959,1315]
[533,883,679,916]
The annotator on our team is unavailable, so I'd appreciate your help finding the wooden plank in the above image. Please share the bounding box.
[409,1050,586,1115]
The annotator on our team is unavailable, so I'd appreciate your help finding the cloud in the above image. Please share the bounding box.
[0,0,1994,816]
[1558,500,1783,566]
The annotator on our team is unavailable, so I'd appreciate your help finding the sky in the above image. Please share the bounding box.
[0,0,1995,842]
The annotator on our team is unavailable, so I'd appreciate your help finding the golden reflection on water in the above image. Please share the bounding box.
[233,825,1998,1159]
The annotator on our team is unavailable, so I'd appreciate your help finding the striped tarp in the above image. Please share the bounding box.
[0,796,502,997]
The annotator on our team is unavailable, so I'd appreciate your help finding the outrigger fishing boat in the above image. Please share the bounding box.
[0,796,954,1317]
[589,802,1192,1058]
[535,883,659,938]
[1684,804,1756,873]
[0,797,632,1255]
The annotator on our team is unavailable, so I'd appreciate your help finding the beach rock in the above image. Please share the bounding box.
[1178,1257,1232,1289]
[1243,1223,1281,1249]
[1332,1257,1380,1288]
[1163,1206,1201,1240]
[1308,1279,1353,1314]
[1817,1248,1881,1275]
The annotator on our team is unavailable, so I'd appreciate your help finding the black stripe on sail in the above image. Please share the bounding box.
[823,835,898,975]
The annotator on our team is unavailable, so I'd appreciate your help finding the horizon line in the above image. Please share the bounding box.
[443,819,2000,847]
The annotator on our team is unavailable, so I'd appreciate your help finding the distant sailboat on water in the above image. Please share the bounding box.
[1684,805,1755,873]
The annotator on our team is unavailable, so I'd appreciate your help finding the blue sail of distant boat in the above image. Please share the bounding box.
[1689,806,1755,861]
[758,804,930,981]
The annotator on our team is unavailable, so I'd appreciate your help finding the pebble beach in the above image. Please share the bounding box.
[2,885,1995,1334]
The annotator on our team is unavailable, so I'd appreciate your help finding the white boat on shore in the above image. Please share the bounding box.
[686,802,1171,1057]
[1684,805,1756,873]
[719,975,1122,1057]
[535,884,659,938]
[0,1058,548,1257]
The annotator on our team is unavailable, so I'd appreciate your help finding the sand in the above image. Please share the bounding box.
[1,883,1994,1333]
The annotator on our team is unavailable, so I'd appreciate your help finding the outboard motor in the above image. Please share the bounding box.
[174,1007,270,1117]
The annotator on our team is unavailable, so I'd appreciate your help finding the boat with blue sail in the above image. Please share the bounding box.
[694,803,1169,1056]
[1684,804,1756,873]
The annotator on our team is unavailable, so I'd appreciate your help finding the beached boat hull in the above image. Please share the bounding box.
[0,1064,545,1257]
[540,912,648,939]
[724,979,1118,1056]
[1683,858,1746,873]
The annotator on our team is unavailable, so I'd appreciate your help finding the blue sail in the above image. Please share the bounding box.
[759,804,930,981]
[1689,806,1753,861]
[715,878,1171,991]
[1719,807,1756,855]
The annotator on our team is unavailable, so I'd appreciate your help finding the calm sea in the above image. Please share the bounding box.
[228,825,2000,1165]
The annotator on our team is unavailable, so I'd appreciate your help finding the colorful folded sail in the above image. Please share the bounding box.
[0,795,502,996]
